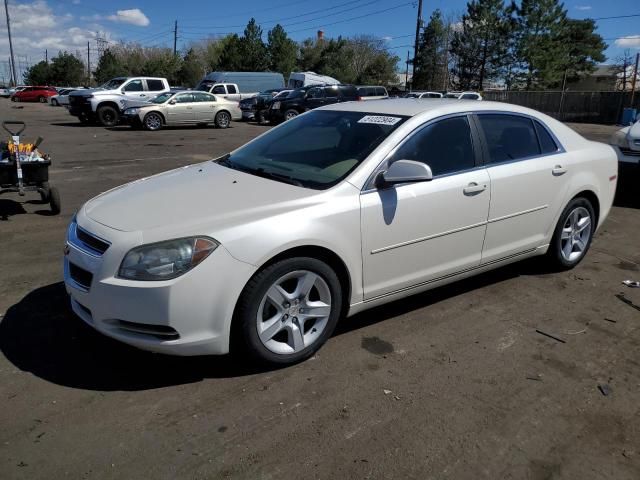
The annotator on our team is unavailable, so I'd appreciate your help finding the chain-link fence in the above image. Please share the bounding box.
[483,91,640,124]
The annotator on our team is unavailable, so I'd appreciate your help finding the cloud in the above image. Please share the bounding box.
[574,5,592,10]
[107,9,150,27]
[381,36,392,42]
[615,35,640,49]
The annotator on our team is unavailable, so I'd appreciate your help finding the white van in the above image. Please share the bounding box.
[287,72,340,88]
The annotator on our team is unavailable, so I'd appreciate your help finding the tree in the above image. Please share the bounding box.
[139,48,182,84]
[218,34,244,71]
[449,0,511,90]
[49,51,86,86]
[267,24,297,77]
[344,36,398,85]
[239,18,268,71]
[514,0,567,89]
[178,48,205,87]
[413,9,449,90]
[614,49,635,92]
[94,49,125,84]
[540,18,606,89]
[24,61,51,85]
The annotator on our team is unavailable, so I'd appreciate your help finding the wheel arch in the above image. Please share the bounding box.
[95,101,120,113]
[570,189,600,229]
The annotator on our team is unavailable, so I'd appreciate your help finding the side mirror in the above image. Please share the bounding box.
[376,159,433,188]
[169,99,176,105]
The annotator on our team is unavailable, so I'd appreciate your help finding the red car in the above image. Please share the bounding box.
[11,86,58,103]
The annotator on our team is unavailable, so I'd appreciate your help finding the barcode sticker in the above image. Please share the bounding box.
[358,115,402,125]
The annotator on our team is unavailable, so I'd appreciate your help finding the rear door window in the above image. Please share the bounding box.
[146,79,165,91]
[477,114,541,164]
[226,84,237,94]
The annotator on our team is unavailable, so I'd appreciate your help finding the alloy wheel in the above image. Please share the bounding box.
[256,270,332,355]
[216,112,230,128]
[560,206,592,262]
[145,113,162,131]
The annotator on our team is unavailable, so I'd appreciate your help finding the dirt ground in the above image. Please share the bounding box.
[1,101,639,480]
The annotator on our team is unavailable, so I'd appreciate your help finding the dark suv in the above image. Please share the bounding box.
[268,84,359,123]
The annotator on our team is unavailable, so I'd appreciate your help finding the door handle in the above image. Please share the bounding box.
[552,165,567,176]
[463,182,487,196]
[139,94,146,97]
[187,107,193,110]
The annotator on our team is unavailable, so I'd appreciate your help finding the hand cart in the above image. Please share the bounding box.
[0,120,60,214]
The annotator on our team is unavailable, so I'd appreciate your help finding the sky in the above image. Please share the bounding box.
[1,0,639,83]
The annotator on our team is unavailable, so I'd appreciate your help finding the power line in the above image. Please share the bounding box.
[590,13,640,21]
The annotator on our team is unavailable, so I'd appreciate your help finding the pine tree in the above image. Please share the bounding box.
[267,24,297,77]
[93,49,125,84]
[413,9,448,90]
[239,18,268,71]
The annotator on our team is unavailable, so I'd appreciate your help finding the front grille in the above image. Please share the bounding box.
[620,147,640,157]
[114,320,180,340]
[69,95,89,106]
[69,262,93,290]
[76,227,110,255]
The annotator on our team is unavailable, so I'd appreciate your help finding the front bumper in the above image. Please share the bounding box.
[613,145,640,165]
[63,215,256,355]
[68,103,93,119]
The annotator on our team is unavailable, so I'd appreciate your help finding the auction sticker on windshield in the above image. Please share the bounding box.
[358,115,402,125]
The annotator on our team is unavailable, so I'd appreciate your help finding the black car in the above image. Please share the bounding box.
[239,89,288,122]
[268,84,359,123]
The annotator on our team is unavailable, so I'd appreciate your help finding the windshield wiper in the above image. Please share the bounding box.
[252,168,304,187]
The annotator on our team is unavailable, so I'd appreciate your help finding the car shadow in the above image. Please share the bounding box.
[50,122,91,128]
[0,260,546,391]
[614,163,640,209]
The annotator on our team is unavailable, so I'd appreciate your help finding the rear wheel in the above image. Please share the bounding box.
[49,186,61,215]
[39,182,50,202]
[547,197,595,269]
[51,98,59,106]
[235,257,342,365]
[143,112,163,131]
[97,105,119,127]
[38,96,47,103]
[215,111,231,128]
[12,96,19,102]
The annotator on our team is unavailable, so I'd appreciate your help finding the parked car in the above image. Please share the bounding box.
[11,86,57,102]
[459,91,483,100]
[610,119,640,165]
[404,91,443,99]
[49,88,78,106]
[122,90,241,130]
[62,99,617,365]
[0,87,11,98]
[68,77,170,126]
[268,84,359,122]
[357,86,389,100]
[240,89,291,121]
[197,72,284,101]
[287,71,340,88]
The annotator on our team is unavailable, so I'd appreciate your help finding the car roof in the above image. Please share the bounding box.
[321,98,542,117]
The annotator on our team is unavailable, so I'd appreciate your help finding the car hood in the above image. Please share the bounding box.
[83,161,319,233]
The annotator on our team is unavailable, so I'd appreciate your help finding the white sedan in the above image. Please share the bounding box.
[64,100,617,364]
[610,119,640,164]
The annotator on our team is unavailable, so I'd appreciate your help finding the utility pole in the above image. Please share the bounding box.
[87,41,90,87]
[45,49,48,63]
[3,0,18,86]
[405,51,410,92]
[413,0,423,71]
[173,20,178,55]
[630,52,639,107]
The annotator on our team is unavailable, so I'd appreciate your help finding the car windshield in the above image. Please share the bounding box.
[99,78,126,90]
[220,110,408,189]
[152,92,174,104]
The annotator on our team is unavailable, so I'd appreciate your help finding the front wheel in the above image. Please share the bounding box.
[39,96,47,103]
[12,96,19,102]
[284,109,298,121]
[51,99,58,106]
[215,110,231,128]
[97,105,119,127]
[235,257,342,365]
[547,197,595,269]
[143,112,163,131]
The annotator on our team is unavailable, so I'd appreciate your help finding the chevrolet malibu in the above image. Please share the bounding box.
[64,99,617,365]
[123,90,241,130]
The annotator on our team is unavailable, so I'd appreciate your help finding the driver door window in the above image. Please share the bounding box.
[123,80,143,92]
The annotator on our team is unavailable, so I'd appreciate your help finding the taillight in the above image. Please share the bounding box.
[357,96,363,101]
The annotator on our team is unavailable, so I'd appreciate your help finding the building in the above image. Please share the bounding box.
[567,65,640,91]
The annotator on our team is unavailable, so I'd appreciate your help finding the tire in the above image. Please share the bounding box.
[143,112,163,131]
[215,110,231,129]
[39,182,50,202]
[79,113,92,125]
[12,96,19,102]
[51,99,58,106]
[49,186,61,215]
[547,197,595,269]
[235,257,343,365]
[97,105,119,127]
[38,96,47,103]
[284,109,298,121]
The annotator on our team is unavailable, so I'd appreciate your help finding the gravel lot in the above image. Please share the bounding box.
[1,100,639,480]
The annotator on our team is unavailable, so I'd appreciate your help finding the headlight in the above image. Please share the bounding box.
[125,107,139,115]
[118,237,218,281]
[272,101,280,110]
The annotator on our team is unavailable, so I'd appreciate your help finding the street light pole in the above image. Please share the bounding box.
[3,0,18,86]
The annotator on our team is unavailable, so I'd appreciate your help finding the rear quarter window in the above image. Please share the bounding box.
[534,121,559,154]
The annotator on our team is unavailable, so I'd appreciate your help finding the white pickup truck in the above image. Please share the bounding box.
[195,82,256,102]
